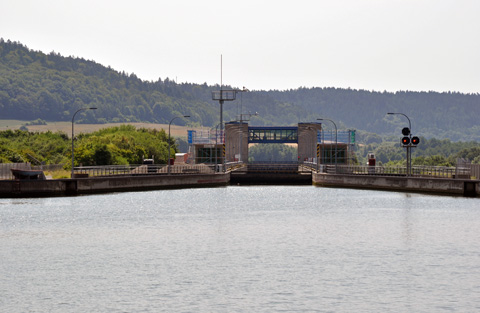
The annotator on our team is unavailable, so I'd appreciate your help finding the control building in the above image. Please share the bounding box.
[187,122,356,165]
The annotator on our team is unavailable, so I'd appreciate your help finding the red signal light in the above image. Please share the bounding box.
[402,137,410,146]
[411,136,420,145]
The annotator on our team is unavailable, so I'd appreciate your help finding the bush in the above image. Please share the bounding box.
[25,119,47,126]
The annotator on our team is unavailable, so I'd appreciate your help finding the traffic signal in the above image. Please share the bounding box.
[411,136,420,145]
[402,127,410,136]
[402,137,410,146]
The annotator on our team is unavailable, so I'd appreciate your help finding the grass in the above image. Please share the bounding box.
[44,168,71,179]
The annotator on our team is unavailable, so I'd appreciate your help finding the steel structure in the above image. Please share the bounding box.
[248,126,298,144]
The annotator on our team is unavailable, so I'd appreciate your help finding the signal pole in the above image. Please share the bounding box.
[388,113,412,176]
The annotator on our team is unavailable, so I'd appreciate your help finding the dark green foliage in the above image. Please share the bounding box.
[248,144,297,162]
[1,39,479,143]
[0,125,179,166]
[456,147,480,164]
[412,155,454,167]
[0,129,69,164]
[1,127,479,167]
[248,88,480,141]
[73,125,174,166]
[0,39,217,125]
[74,142,113,166]
[357,137,480,166]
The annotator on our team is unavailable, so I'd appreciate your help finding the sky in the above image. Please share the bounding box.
[1,0,480,93]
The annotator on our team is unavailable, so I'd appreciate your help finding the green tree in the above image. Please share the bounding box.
[248,144,297,162]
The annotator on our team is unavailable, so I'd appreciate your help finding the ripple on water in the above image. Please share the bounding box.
[1,186,480,312]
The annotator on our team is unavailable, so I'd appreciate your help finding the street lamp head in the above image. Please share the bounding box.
[183,115,190,118]
[90,107,97,110]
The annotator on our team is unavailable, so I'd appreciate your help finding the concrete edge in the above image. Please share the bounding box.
[0,173,230,198]
[312,172,480,197]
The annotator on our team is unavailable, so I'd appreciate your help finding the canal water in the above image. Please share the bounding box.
[1,186,479,312]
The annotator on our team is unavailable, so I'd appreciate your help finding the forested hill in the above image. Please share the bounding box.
[256,88,480,141]
[1,39,479,141]
[0,39,219,126]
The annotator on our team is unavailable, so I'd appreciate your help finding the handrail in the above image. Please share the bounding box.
[73,164,218,177]
[316,164,472,179]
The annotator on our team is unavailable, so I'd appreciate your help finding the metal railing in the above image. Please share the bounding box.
[3,161,475,180]
[468,164,480,180]
[32,164,65,172]
[316,164,472,179]
[229,161,314,174]
[73,164,217,177]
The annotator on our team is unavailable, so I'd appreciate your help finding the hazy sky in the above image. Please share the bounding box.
[1,0,479,93]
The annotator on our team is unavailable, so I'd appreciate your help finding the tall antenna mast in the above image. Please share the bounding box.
[212,54,237,172]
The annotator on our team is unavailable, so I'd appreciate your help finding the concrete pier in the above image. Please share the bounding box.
[2,170,479,198]
[312,172,480,197]
[0,173,230,197]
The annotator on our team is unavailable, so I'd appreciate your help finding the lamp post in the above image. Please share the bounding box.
[387,112,412,176]
[168,115,190,175]
[387,112,411,134]
[317,118,337,173]
[212,90,237,172]
[71,107,97,178]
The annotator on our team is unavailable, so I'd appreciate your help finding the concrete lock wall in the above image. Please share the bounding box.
[225,123,249,162]
[0,173,230,197]
[0,179,69,197]
[298,123,322,162]
[312,172,479,196]
[1,172,478,198]
[76,173,229,193]
[225,122,321,163]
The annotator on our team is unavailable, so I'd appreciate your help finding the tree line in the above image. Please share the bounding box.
[356,136,480,166]
[1,38,480,144]
[0,125,179,167]
[1,125,479,167]
[0,39,218,126]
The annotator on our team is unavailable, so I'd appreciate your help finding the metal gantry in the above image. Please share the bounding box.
[212,87,248,171]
